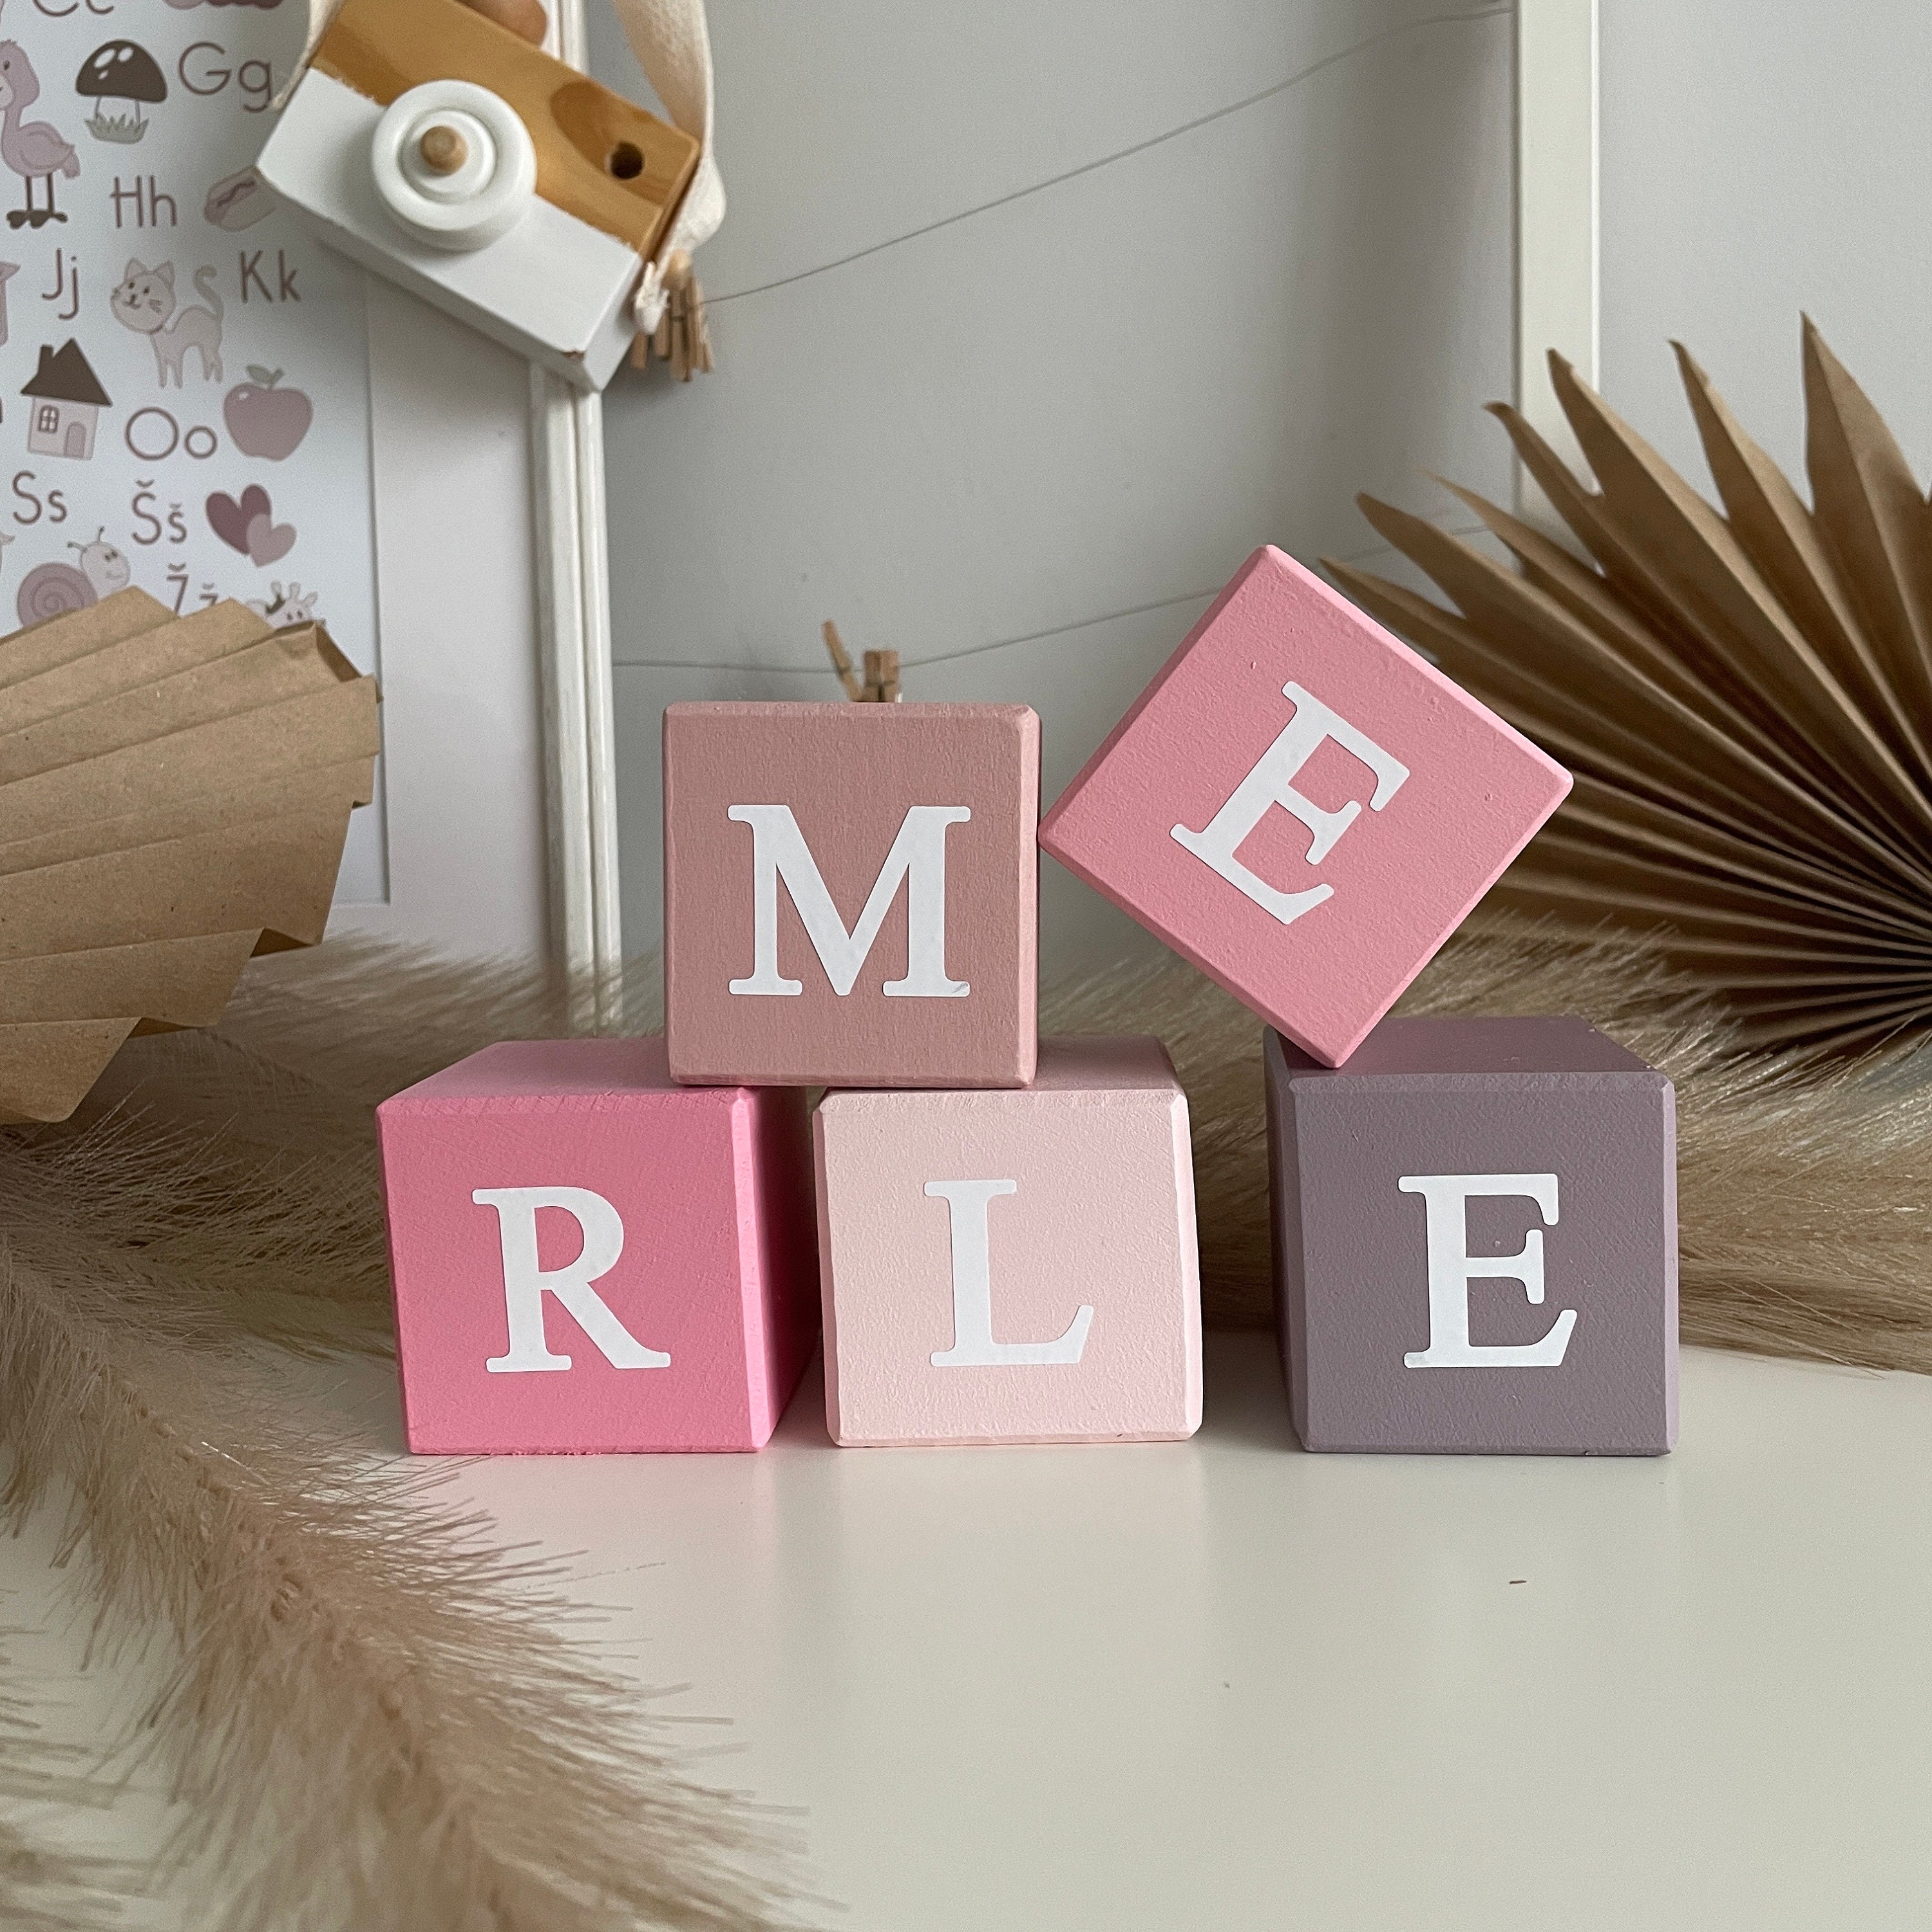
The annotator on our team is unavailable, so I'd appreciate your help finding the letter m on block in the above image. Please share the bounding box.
[728,804,972,998]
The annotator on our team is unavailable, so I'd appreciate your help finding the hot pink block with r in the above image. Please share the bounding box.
[815,1036,1202,1447]
[1039,547,1572,1066]
[377,1038,818,1454]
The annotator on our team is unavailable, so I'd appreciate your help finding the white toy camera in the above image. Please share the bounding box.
[257,0,701,390]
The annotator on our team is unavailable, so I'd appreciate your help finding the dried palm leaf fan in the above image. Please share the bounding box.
[1328,321,1932,1056]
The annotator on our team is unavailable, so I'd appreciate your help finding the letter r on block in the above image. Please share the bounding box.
[473,1186,671,1374]
[728,804,971,998]
[1171,683,1408,925]
[1398,1172,1576,1368]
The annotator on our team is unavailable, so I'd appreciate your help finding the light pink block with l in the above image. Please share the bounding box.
[663,701,1039,1089]
[815,1037,1202,1447]
[376,1038,819,1454]
[1039,547,1572,1066]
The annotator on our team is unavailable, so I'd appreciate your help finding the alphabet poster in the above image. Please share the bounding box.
[0,0,384,899]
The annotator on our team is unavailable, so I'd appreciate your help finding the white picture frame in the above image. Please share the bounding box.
[1515,0,1600,515]
[529,0,624,994]
[330,0,623,976]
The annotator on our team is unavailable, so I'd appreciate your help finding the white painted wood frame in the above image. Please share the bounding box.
[531,0,625,998]
[1515,0,1601,509]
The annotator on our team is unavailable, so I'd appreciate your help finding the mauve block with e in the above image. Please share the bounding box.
[1266,1016,1677,1455]
[815,1036,1202,1446]
[1039,547,1571,1065]
[663,701,1039,1088]
[376,1037,818,1454]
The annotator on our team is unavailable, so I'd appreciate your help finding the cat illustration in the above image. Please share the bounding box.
[110,258,223,384]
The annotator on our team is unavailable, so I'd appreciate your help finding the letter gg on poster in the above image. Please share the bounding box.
[664,702,1039,1088]
[377,1039,819,1454]
[815,1037,1202,1446]
[1039,547,1571,1066]
[1265,1016,1678,1455]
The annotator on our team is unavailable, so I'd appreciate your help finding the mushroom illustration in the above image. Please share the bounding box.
[77,41,166,146]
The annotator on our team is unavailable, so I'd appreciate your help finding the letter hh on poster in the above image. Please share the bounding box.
[1398,1171,1576,1368]
[473,1185,672,1373]
[925,1178,1094,1367]
[728,804,971,998]
[1171,683,1408,924]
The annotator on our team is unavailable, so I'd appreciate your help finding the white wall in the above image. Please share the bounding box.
[1598,0,1932,492]
[592,0,1515,971]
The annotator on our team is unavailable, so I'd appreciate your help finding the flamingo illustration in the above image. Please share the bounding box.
[0,44,77,230]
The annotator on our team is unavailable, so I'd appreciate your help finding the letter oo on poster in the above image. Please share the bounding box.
[126,407,218,463]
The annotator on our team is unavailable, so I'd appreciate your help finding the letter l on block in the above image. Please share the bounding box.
[728,804,971,998]
[1171,683,1408,925]
[926,1179,1094,1367]
[473,1186,672,1374]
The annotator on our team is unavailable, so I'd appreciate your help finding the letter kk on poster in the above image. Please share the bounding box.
[1,1,383,898]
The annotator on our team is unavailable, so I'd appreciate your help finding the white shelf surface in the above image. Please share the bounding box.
[6,1334,1932,1927]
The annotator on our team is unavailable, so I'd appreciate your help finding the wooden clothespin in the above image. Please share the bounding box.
[633,249,715,377]
[822,620,863,700]
[862,650,902,703]
[821,622,902,701]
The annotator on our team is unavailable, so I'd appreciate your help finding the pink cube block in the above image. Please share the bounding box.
[663,701,1039,1088]
[376,1037,818,1454]
[1039,547,1571,1065]
[815,1037,1202,1446]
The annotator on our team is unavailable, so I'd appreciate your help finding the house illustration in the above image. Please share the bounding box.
[23,340,110,460]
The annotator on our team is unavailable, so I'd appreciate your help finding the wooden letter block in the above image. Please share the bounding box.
[815,1037,1202,1446]
[1040,547,1571,1065]
[664,702,1039,1088]
[1265,1017,1677,1455]
[377,1038,817,1454]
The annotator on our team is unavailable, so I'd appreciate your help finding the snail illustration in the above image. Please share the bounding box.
[247,580,318,628]
[16,529,131,625]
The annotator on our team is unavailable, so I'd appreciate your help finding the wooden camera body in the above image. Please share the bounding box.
[257,0,700,389]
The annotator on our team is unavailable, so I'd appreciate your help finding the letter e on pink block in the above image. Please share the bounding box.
[1039,547,1571,1065]
[376,1038,819,1454]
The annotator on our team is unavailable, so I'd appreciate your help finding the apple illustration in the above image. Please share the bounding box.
[224,366,313,462]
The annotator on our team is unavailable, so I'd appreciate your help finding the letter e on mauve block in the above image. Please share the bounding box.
[1039,547,1571,1066]
[1266,1016,1678,1455]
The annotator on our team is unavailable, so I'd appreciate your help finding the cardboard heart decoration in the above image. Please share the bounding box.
[246,513,297,566]
[207,486,273,555]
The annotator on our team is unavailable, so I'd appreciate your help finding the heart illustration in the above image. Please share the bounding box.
[207,484,272,554]
[245,511,296,566]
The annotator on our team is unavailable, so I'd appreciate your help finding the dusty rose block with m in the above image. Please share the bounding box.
[1039,547,1571,1066]
[1266,1016,1678,1455]
[664,701,1039,1088]
[377,1037,818,1454]
[816,1037,1201,1446]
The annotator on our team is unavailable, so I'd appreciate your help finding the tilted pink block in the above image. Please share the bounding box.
[1039,547,1571,1066]
[377,1037,819,1454]
[663,701,1039,1088]
[815,1037,1202,1446]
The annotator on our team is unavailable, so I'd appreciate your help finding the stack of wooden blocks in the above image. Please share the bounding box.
[378,548,1679,1458]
